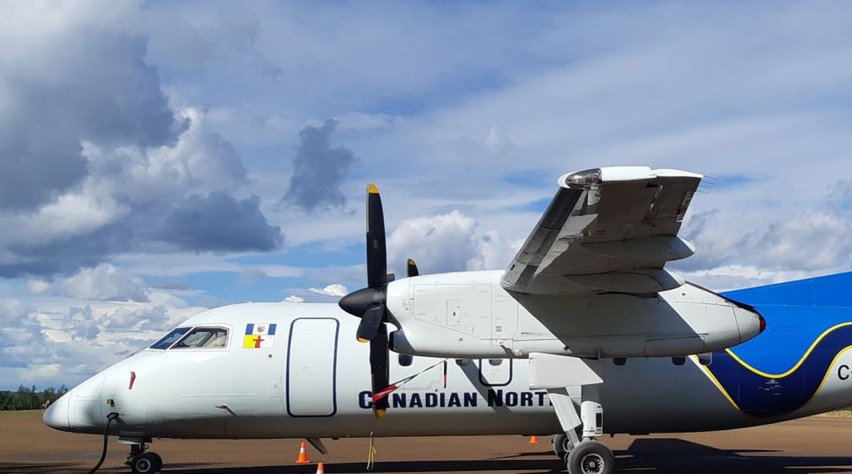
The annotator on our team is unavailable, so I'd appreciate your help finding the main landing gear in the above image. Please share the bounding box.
[529,354,614,474]
[547,392,615,474]
[120,437,163,474]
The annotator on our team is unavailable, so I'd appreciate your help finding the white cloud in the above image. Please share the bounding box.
[679,265,813,293]
[0,5,282,277]
[0,186,128,249]
[22,363,62,383]
[387,211,516,275]
[388,211,479,274]
[101,305,172,331]
[309,284,348,298]
[27,279,50,294]
[0,298,34,327]
[61,264,149,302]
[680,207,852,275]
[65,306,100,340]
[467,230,518,272]
[116,253,302,279]
[284,295,305,303]
[83,108,248,203]
[2,292,207,389]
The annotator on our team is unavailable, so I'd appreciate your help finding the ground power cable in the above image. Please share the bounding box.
[87,412,119,474]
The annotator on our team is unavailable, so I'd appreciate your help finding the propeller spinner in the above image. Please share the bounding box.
[338,184,392,418]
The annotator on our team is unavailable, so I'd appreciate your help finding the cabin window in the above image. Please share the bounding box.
[172,327,229,349]
[150,327,191,350]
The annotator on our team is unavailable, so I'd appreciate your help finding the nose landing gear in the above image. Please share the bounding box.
[121,437,163,474]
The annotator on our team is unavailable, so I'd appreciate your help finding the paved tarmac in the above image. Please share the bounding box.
[1,411,850,474]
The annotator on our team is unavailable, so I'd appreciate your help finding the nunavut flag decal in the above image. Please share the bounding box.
[243,323,277,349]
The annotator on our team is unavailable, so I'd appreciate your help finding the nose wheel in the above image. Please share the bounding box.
[122,438,163,474]
[129,452,162,474]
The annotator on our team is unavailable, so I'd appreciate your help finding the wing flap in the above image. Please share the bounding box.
[565,268,685,293]
[502,166,702,295]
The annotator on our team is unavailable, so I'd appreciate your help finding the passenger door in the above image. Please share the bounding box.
[286,318,339,417]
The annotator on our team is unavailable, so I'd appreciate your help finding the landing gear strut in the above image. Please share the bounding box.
[529,354,615,474]
[548,390,614,474]
[121,437,163,474]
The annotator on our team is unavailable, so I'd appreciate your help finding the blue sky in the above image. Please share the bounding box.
[1,1,852,389]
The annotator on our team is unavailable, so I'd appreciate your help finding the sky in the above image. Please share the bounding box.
[1,1,851,390]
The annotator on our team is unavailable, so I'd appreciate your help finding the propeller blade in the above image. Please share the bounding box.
[370,324,390,417]
[366,184,387,289]
[356,304,384,343]
[339,183,393,419]
[407,258,419,277]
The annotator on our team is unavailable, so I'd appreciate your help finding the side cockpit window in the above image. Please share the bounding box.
[172,327,229,349]
[150,327,191,350]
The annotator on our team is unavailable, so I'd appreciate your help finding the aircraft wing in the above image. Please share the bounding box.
[500,166,702,296]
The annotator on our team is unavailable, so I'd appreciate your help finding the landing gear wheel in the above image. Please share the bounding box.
[130,452,162,474]
[553,433,572,459]
[566,440,613,474]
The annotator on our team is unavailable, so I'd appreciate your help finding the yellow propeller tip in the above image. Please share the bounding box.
[357,337,369,343]
[374,408,387,419]
[367,183,379,194]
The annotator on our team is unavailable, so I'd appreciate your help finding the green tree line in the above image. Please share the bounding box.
[0,385,68,411]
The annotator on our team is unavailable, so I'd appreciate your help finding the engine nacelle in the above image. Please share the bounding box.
[386,270,764,359]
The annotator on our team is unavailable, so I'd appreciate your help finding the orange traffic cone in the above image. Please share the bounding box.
[529,435,539,444]
[296,441,310,464]
[316,462,325,474]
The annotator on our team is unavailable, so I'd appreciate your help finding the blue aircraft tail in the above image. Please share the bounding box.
[706,272,852,416]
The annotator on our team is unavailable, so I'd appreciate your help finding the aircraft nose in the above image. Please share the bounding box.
[43,393,70,431]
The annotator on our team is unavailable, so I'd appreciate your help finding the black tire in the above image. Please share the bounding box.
[566,440,614,474]
[131,452,163,474]
[554,431,581,460]
[553,433,568,458]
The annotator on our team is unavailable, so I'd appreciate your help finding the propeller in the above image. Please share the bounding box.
[338,183,392,418]
[407,258,419,277]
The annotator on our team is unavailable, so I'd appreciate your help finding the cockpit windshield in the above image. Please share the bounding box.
[150,327,191,350]
[172,327,229,349]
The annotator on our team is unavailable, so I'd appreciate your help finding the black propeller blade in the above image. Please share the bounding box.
[369,324,390,417]
[356,304,385,343]
[366,184,387,290]
[407,258,419,277]
[338,183,393,418]
[340,184,389,343]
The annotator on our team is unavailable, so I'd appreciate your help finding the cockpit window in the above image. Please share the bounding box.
[172,327,229,349]
[150,327,191,350]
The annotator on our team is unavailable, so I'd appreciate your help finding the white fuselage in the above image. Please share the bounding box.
[44,302,852,440]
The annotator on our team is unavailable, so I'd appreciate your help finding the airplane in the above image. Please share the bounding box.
[43,166,852,474]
